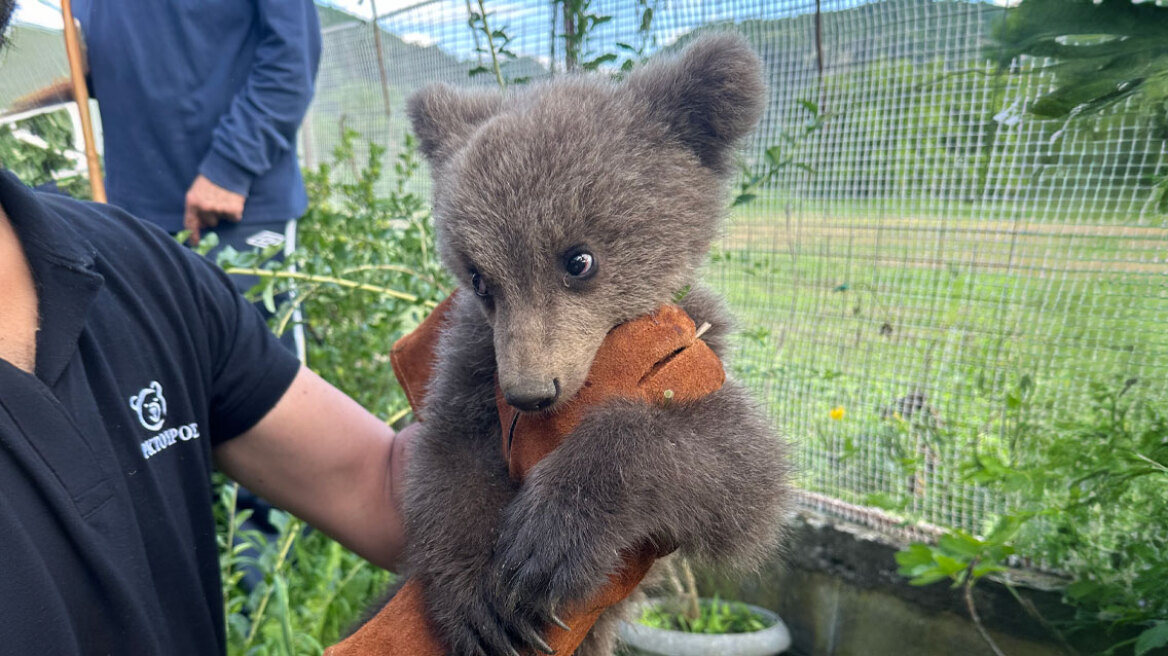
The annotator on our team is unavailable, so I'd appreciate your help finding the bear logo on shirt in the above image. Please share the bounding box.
[129,381,168,431]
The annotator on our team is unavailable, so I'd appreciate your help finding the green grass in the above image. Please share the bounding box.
[729,187,1168,227]
[710,199,1168,534]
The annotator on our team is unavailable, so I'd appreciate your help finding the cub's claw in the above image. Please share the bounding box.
[550,612,571,632]
[500,608,555,655]
[529,631,556,655]
[422,573,543,656]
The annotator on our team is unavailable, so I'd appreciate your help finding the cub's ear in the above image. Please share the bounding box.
[406,83,504,164]
[625,32,766,175]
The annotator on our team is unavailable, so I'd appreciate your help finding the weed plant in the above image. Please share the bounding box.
[211,130,449,654]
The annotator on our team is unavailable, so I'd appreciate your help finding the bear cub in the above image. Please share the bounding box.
[399,32,790,656]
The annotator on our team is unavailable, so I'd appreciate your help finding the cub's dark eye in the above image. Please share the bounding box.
[564,250,596,279]
[470,271,490,297]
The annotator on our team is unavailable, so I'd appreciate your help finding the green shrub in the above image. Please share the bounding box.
[897,378,1168,655]
[217,475,394,656]
[211,130,449,654]
[0,109,92,198]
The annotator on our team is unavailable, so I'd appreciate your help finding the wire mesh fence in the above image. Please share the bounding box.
[307,0,1168,549]
[2,0,1164,560]
[0,13,99,188]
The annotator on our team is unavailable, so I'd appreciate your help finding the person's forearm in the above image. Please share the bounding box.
[304,423,408,572]
[215,367,411,572]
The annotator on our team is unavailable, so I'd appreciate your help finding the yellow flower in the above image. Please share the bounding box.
[830,406,845,421]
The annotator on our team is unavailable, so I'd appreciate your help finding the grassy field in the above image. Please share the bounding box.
[709,197,1168,532]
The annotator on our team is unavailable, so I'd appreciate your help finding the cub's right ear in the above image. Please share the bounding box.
[406,83,504,164]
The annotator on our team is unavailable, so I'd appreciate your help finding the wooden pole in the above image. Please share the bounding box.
[59,0,105,203]
[368,0,393,118]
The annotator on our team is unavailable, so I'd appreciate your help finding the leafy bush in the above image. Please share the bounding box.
[987,0,1168,123]
[209,128,450,420]
[897,378,1168,655]
[0,109,91,198]
[987,0,1168,213]
[217,475,393,656]
[283,129,450,419]
[211,130,449,654]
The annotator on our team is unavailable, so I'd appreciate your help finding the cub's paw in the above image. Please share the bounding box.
[424,569,553,656]
[491,484,625,638]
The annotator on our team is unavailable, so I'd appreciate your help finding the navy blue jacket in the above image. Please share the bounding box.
[74,0,322,232]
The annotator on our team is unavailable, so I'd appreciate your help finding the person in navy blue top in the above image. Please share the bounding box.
[71,0,322,362]
[72,0,321,241]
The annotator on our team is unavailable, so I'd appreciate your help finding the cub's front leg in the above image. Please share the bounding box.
[401,299,529,655]
[490,379,790,633]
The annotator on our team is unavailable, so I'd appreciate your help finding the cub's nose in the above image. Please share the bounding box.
[504,379,561,412]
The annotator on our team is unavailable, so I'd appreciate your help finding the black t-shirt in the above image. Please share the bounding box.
[0,171,301,654]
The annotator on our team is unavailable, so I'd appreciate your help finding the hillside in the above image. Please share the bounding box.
[0,23,71,110]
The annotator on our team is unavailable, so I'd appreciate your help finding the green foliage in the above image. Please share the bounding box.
[734,99,822,207]
[554,0,614,72]
[209,131,447,653]
[988,0,1168,121]
[614,0,659,75]
[988,0,1168,213]
[288,130,449,419]
[216,476,394,656]
[894,519,1020,588]
[1135,622,1168,656]
[638,597,772,635]
[0,109,91,198]
[896,378,1168,654]
[467,0,529,87]
[210,128,449,421]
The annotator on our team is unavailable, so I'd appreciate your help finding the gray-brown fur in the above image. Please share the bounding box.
[395,33,790,655]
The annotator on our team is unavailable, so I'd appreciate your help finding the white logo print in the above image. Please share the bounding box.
[245,230,286,249]
[130,381,203,460]
[129,381,168,431]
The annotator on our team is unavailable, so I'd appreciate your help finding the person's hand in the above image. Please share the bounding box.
[184,174,246,245]
[387,422,420,546]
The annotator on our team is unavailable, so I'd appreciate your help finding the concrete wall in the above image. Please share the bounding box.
[691,512,1082,656]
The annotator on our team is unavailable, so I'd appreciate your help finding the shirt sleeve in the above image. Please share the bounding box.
[188,254,302,446]
[198,0,322,195]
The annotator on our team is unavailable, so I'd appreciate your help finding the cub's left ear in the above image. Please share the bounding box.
[406,83,503,166]
[625,32,766,176]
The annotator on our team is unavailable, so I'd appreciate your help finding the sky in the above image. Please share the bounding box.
[13,0,1024,30]
[10,0,1029,80]
[9,0,779,65]
[12,0,412,28]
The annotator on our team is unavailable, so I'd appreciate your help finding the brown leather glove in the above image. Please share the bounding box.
[326,293,724,656]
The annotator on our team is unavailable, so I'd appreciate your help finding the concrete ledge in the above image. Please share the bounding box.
[694,512,1080,656]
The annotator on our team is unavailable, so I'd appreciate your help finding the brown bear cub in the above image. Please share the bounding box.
[398,32,790,656]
